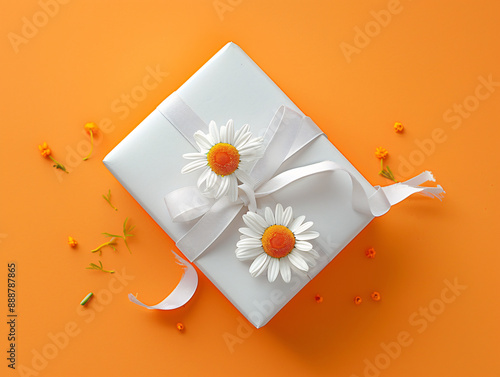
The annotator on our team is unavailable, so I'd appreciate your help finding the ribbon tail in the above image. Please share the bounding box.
[378,171,446,207]
[128,251,198,310]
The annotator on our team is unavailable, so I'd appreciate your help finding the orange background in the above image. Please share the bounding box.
[1,0,499,376]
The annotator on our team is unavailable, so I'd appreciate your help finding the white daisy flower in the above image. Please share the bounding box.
[236,204,320,283]
[181,120,263,201]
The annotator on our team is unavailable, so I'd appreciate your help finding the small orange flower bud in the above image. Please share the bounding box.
[375,147,388,160]
[365,247,376,259]
[38,142,51,157]
[84,122,98,134]
[394,122,404,133]
[371,291,381,301]
[68,236,78,248]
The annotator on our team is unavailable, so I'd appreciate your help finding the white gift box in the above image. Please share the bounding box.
[104,42,441,328]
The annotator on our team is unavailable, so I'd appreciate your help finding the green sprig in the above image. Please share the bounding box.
[102,218,135,254]
[49,156,69,173]
[85,260,115,274]
[102,189,118,211]
[378,159,398,183]
[90,238,117,256]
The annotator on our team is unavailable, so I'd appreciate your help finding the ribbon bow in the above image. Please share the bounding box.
[128,92,445,310]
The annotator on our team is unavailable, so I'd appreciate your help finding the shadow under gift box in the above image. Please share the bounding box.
[103,42,376,328]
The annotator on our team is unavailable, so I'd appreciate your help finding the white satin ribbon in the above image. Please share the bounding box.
[130,94,445,311]
[128,251,198,310]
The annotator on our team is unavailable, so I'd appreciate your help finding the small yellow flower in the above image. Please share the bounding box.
[375,147,388,160]
[38,142,68,173]
[84,122,98,134]
[38,142,51,157]
[83,122,98,161]
[375,148,397,182]
[394,122,404,133]
[68,236,78,248]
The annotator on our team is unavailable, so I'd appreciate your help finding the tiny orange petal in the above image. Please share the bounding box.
[314,294,323,303]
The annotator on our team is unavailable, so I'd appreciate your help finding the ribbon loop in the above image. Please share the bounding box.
[238,183,257,212]
[162,97,445,263]
[165,186,215,223]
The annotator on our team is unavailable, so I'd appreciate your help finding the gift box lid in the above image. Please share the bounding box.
[104,42,383,328]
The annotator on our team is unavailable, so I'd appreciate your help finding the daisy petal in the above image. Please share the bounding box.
[234,131,252,150]
[293,249,317,267]
[234,169,254,186]
[279,258,292,283]
[215,176,230,199]
[267,258,280,282]
[288,215,305,233]
[238,227,262,238]
[236,238,263,248]
[238,141,263,155]
[242,212,268,233]
[264,207,275,225]
[219,125,227,144]
[197,167,212,187]
[275,204,284,225]
[295,240,313,251]
[206,170,218,189]
[209,121,220,144]
[295,221,314,234]
[236,248,264,261]
[182,152,206,160]
[227,176,238,202]
[226,119,234,143]
[234,124,250,147]
[281,206,293,227]
[194,131,213,150]
[181,159,208,174]
[249,253,270,277]
[288,251,309,272]
[295,231,320,241]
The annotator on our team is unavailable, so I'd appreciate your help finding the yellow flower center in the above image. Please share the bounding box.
[261,225,295,259]
[207,143,240,176]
